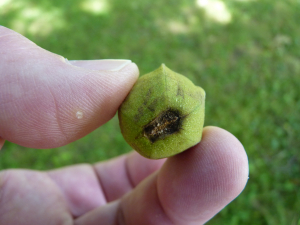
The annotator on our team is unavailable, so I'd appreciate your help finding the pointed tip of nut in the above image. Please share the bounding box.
[159,63,168,75]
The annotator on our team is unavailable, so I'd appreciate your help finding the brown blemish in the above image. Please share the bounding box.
[147,98,158,112]
[143,88,153,106]
[143,108,183,143]
[134,107,144,123]
[177,85,184,98]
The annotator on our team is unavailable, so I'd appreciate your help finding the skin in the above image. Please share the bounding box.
[0,26,249,225]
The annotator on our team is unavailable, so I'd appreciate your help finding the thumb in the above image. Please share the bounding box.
[0,26,139,148]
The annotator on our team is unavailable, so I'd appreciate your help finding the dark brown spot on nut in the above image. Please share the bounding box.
[177,85,184,98]
[147,98,158,112]
[143,109,182,143]
[134,107,144,123]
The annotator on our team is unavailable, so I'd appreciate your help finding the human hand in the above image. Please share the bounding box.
[0,26,138,149]
[0,26,249,225]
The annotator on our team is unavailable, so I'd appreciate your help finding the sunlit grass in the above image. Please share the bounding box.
[196,0,232,24]
[0,0,12,8]
[80,0,110,15]
[11,7,66,36]
[2,0,66,36]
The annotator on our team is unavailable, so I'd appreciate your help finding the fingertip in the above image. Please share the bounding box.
[201,126,249,179]
[113,62,139,89]
[121,61,139,79]
[201,126,249,200]
[156,126,249,223]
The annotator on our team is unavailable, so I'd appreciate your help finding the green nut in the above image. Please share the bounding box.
[118,64,205,159]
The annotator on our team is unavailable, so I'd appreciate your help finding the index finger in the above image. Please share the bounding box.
[75,126,249,225]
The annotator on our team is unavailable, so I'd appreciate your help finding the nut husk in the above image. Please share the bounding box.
[118,64,205,159]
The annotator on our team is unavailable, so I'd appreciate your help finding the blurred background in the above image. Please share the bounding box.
[0,0,299,224]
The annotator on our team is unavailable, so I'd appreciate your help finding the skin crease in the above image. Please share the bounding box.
[0,26,249,225]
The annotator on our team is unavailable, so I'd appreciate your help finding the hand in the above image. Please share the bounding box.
[0,26,249,225]
[0,26,138,149]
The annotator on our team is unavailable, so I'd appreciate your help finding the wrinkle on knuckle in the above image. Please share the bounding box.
[116,204,126,225]
[0,170,12,215]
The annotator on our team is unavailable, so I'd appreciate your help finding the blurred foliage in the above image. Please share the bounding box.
[1,0,300,224]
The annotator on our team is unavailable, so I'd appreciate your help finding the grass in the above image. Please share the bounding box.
[1,0,300,224]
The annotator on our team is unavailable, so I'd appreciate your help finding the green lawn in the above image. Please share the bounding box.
[1,0,300,224]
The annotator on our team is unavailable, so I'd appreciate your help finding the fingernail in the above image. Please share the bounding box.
[107,60,132,71]
[65,59,132,71]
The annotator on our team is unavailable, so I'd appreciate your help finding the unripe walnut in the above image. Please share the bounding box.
[118,64,205,159]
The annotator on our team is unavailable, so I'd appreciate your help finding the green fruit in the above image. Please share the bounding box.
[118,64,205,159]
